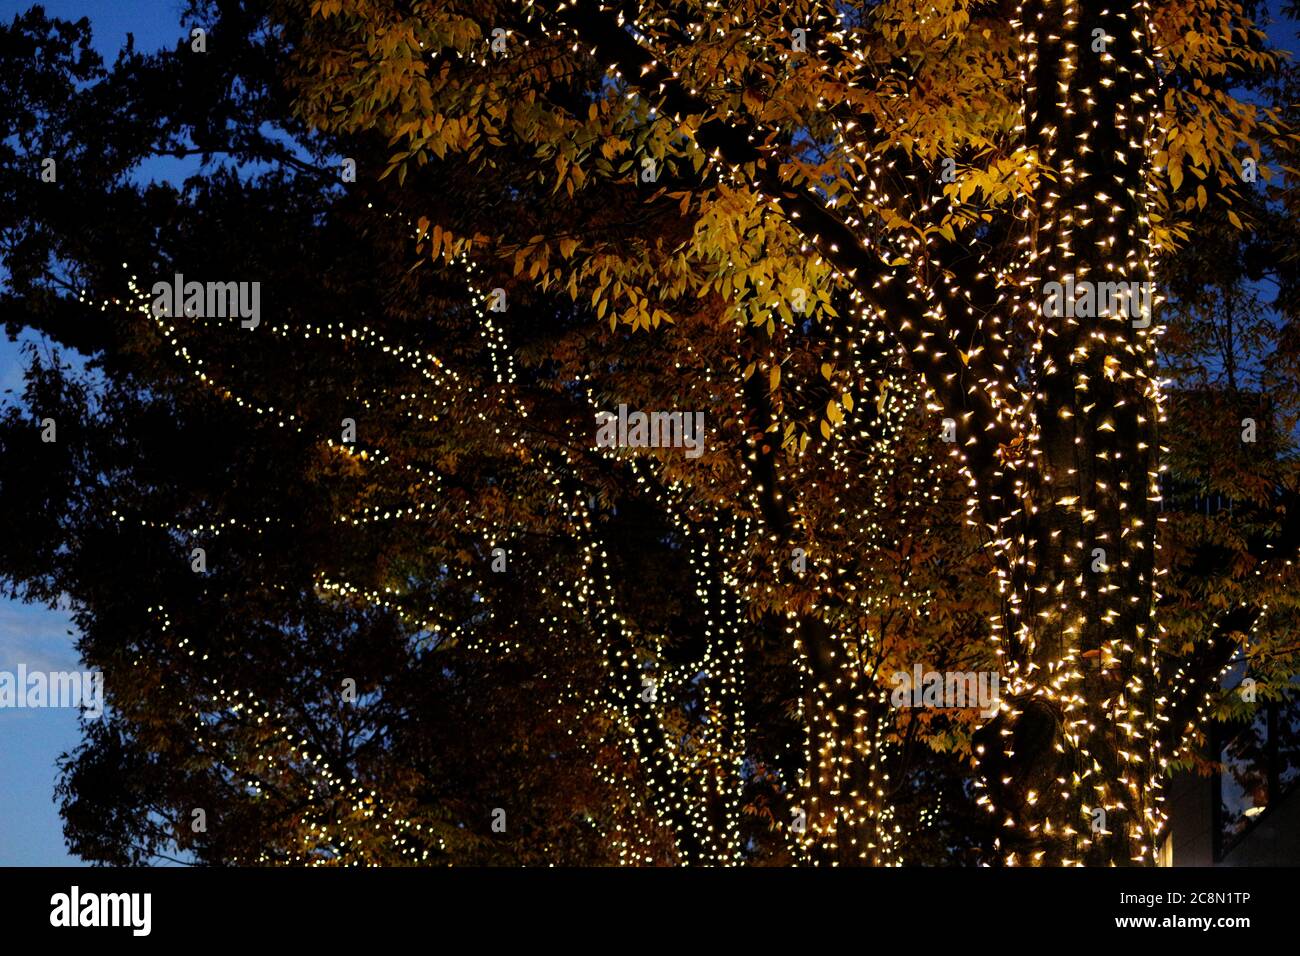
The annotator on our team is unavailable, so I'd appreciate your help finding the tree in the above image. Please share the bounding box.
[275,0,1293,864]
[1,0,1296,866]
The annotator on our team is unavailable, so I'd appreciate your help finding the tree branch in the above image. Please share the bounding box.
[547,0,1014,480]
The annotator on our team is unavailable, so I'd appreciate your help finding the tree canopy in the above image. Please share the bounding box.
[2,0,1300,865]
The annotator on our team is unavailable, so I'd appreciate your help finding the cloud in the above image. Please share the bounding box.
[0,598,81,674]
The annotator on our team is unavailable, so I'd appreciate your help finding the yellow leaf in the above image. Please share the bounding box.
[769,366,780,391]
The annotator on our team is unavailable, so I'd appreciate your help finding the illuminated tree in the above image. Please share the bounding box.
[2,4,995,864]
[2,0,1297,867]
[277,0,1290,864]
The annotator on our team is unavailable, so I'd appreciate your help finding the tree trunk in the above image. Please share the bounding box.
[974,0,1164,865]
